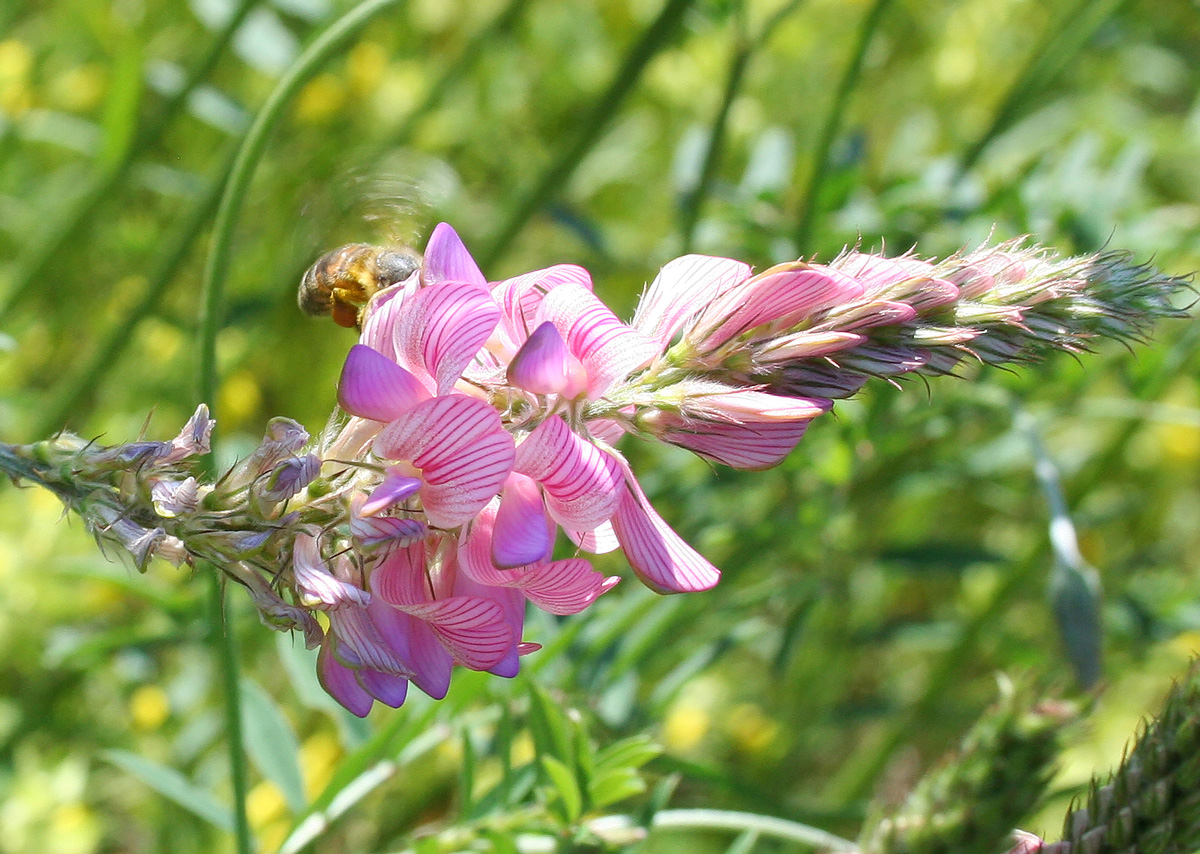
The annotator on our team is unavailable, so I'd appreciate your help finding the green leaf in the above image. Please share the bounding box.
[240,678,307,812]
[589,768,647,809]
[527,684,572,764]
[595,735,663,775]
[97,34,143,172]
[541,755,583,824]
[102,749,234,832]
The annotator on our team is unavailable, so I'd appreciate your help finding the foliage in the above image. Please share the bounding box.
[1,0,1199,853]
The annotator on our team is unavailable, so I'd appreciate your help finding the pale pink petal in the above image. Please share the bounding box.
[400,596,513,670]
[514,415,623,531]
[370,543,430,607]
[493,264,594,348]
[338,345,431,422]
[663,417,816,470]
[395,283,501,396]
[359,284,412,360]
[361,471,422,516]
[609,461,720,594]
[520,559,619,615]
[831,253,917,296]
[633,254,753,346]
[292,534,371,609]
[422,222,486,287]
[492,473,552,567]
[349,507,427,549]
[587,417,627,446]
[507,321,571,395]
[318,642,373,717]
[567,521,620,554]
[453,571,525,677]
[537,284,660,398]
[698,264,864,349]
[374,396,515,529]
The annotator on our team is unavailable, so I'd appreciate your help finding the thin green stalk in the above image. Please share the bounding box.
[954,0,1126,179]
[195,4,405,852]
[33,147,236,439]
[650,809,858,850]
[679,0,806,252]
[197,0,406,406]
[0,0,261,322]
[477,0,697,270]
[791,0,891,255]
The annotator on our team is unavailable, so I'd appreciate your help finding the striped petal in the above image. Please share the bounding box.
[493,264,593,350]
[361,471,422,516]
[537,284,660,398]
[292,534,370,609]
[395,283,501,395]
[356,668,408,708]
[698,263,864,348]
[609,459,720,594]
[514,415,623,531]
[567,520,620,554]
[663,417,816,470]
[633,254,752,346]
[422,222,486,287]
[338,344,430,422]
[374,396,515,529]
[399,596,513,671]
[492,473,552,567]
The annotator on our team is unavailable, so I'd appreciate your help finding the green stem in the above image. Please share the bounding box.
[477,0,697,270]
[650,808,858,850]
[195,4,406,852]
[197,0,407,406]
[791,0,891,254]
[0,0,261,322]
[679,0,806,253]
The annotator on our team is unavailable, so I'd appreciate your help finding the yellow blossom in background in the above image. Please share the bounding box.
[129,685,170,731]
[0,40,34,115]
[295,73,347,125]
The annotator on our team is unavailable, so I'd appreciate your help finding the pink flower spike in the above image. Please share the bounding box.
[367,546,454,698]
[538,284,661,398]
[338,345,430,422]
[609,460,721,593]
[633,254,753,347]
[492,473,552,568]
[395,283,501,395]
[361,470,423,516]
[375,396,515,529]
[514,415,623,531]
[422,222,486,287]
[318,641,374,717]
[507,321,571,395]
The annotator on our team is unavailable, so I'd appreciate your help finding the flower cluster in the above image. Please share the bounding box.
[1,224,1186,715]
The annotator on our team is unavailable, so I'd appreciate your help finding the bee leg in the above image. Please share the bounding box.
[330,291,362,329]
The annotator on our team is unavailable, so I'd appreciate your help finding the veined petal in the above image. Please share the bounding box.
[374,396,516,528]
[698,264,864,348]
[520,559,619,615]
[452,571,525,677]
[507,321,571,395]
[293,534,371,609]
[359,283,411,360]
[399,596,513,671]
[356,668,408,708]
[493,264,593,349]
[338,345,430,421]
[328,606,408,674]
[422,222,486,287]
[395,283,501,396]
[318,641,373,717]
[663,417,816,470]
[609,460,720,594]
[567,521,620,554]
[492,473,552,567]
[514,415,623,531]
[633,254,752,346]
[370,542,430,607]
[537,284,660,398]
[350,494,428,548]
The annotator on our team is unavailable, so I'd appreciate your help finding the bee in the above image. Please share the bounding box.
[298,243,421,328]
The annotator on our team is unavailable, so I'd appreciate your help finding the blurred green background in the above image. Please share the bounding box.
[1,0,1199,851]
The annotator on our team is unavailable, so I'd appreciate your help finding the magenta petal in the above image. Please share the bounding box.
[338,345,430,421]
[492,473,552,567]
[633,254,753,346]
[357,669,409,708]
[453,573,525,678]
[538,284,661,398]
[350,512,427,548]
[423,222,486,287]
[361,472,422,516]
[375,396,515,529]
[318,642,373,717]
[507,321,571,395]
[370,543,429,607]
[514,416,623,531]
[395,283,501,395]
[359,285,410,360]
[493,264,593,346]
[520,559,620,615]
[401,596,513,670]
[609,462,721,594]
[664,418,815,470]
